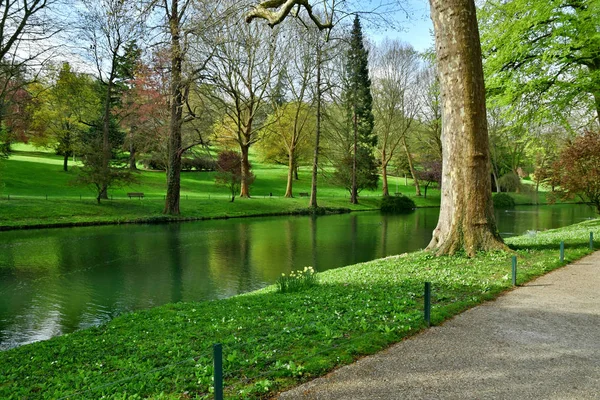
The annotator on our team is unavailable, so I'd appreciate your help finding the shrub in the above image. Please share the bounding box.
[276,267,318,293]
[139,153,166,170]
[493,192,515,209]
[380,194,416,213]
[498,172,521,192]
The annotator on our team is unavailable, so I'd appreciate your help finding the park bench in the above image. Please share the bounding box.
[299,192,309,197]
[127,192,144,199]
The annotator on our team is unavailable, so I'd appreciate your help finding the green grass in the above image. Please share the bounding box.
[0,148,438,229]
[1,219,598,399]
[0,146,573,229]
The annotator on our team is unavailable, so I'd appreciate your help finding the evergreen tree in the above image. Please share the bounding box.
[342,15,377,204]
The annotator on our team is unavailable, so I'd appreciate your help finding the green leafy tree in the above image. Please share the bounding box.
[332,146,379,196]
[480,0,600,126]
[77,117,135,203]
[29,63,101,171]
[342,15,377,204]
[258,102,315,197]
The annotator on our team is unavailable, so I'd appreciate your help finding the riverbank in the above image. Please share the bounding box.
[0,192,570,232]
[0,196,385,231]
[1,218,598,399]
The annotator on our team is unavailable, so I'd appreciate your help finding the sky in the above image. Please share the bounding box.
[367,0,434,53]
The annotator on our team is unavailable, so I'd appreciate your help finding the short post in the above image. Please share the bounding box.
[214,343,223,400]
[560,241,565,262]
[424,282,431,327]
[512,256,517,286]
[46,194,48,200]
[590,232,594,250]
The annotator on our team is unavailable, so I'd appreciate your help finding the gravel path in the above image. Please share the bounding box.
[278,251,600,399]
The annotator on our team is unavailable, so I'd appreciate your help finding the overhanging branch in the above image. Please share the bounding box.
[245,0,332,31]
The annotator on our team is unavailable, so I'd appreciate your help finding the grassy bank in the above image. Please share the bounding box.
[0,146,566,230]
[1,219,598,399]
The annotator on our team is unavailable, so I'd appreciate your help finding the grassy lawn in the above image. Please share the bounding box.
[0,147,439,229]
[0,145,569,229]
[1,219,598,399]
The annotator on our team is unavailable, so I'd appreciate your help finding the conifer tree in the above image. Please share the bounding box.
[343,15,377,204]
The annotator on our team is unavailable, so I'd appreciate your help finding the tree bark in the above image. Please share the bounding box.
[427,0,506,256]
[309,42,322,208]
[285,146,295,197]
[129,139,137,170]
[63,153,69,172]
[350,109,358,204]
[99,69,116,200]
[164,0,183,215]
[381,161,389,197]
[402,136,421,196]
[240,143,251,198]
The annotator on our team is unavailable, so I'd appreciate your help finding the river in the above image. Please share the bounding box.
[0,204,596,350]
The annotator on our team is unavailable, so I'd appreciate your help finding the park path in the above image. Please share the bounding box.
[277,251,600,399]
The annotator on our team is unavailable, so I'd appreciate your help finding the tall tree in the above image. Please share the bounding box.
[427,0,506,255]
[479,0,600,126]
[207,9,279,198]
[343,15,376,204]
[81,0,143,199]
[372,40,420,197]
[246,1,506,254]
[260,19,318,197]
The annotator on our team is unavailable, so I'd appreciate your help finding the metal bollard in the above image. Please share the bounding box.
[424,282,431,327]
[560,241,565,262]
[214,343,223,400]
[512,256,517,286]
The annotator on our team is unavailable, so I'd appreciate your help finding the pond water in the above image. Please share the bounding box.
[0,204,596,350]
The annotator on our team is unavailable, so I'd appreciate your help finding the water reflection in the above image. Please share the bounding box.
[0,204,596,349]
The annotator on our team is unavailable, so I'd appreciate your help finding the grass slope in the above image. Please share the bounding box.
[0,148,441,229]
[1,219,598,399]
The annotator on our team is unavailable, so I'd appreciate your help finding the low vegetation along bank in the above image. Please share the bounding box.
[1,219,598,399]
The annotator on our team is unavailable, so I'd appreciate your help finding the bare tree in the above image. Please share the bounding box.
[207,7,280,198]
[372,39,421,196]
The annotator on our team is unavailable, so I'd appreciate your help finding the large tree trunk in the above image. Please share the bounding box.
[427,0,506,256]
[309,43,322,208]
[164,0,183,215]
[381,161,389,197]
[350,110,358,204]
[129,139,137,170]
[402,136,421,196]
[63,153,69,172]
[99,74,115,201]
[285,146,295,197]
[240,143,251,198]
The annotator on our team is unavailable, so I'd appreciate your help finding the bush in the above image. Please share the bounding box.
[139,154,166,170]
[189,155,217,171]
[498,172,521,192]
[380,194,416,213]
[276,267,318,293]
[493,192,516,209]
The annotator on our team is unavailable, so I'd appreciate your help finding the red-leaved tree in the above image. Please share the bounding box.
[215,150,255,202]
[552,131,600,213]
